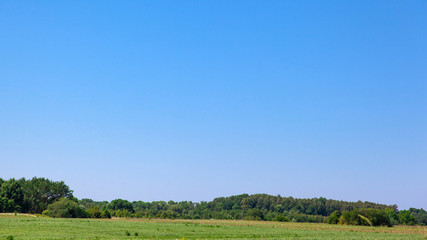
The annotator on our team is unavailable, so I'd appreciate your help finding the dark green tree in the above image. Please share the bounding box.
[245,208,264,220]
[87,205,103,218]
[19,177,73,213]
[44,198,88,218]
[327,210,340,224]
[408,208,427,225]
[273,214,289,222]
[0,178,24,212]
[398,210,417,225]
[108,199,134,212]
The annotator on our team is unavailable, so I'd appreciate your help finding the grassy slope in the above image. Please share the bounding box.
[0,216,426,240]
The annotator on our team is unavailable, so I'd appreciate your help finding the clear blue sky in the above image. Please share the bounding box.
[1,1,426,210]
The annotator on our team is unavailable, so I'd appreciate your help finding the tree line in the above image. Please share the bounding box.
[1,177,426,226]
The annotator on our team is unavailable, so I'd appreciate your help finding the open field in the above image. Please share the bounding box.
[0,215,426,240]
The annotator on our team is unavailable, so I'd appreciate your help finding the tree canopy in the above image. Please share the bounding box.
[0,177,425,226]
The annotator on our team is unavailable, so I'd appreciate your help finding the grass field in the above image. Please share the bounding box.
[0,215,426,240]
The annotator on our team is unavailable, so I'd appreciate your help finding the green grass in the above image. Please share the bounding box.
[0,215,426,239]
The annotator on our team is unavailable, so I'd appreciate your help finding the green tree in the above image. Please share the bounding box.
[338,210,360,225]
[87,205,102,218]
[338,209,391,226]
[398,210,416,225]
[44,198,88,218]
[20,177,73,213]
[273,214,289,222]
[0,197,16,213]
[0,179,24,212]
[108,199,134,212]
[408,208,427,225]
[245,208,264,221]
[327,210,340,224]
[385,208,399,225]
[101,208,111,218]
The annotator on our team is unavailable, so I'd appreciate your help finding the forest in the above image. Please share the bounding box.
[1,177,426,227]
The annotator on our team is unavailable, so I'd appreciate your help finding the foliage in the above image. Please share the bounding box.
[273,214,289,222]
[17,177,73,213]
[338,209,392,227]
[1,177,426,227]
[327,210,340,224]
[244,208,264,221]
[87,205,103,218]
[362,209,391,226]
[407,208,427,225]
[108,199,134,212]
[385,208,399,225]
[287,211,326,223]
[398,210,417,225]
[102,208,112,218]
[79,198,109,209]
[44,198,88,218]
[0,197,17,213]
[0,179,23,212]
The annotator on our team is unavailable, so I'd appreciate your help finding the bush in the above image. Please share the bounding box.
[273,214,289,222]
[362,209,391,227]
[398,210,417,225]
[44,198,88,218]
[327,210,340,224]
[264,211,277,221]
[286,211,325,223]
[408,208,427,225]
[159,210,177,219]
[385,208,399,225]
[244,208,264,221]
[101,209,111,218]
[0,197,17,213]
[112,209,131,218]
[339,209,392,227]
[108,199,134,212]
[88,206,102,218]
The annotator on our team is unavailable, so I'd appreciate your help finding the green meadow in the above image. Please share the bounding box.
[0,215,426,240]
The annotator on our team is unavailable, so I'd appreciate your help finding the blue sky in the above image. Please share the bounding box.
[1,1,426,210]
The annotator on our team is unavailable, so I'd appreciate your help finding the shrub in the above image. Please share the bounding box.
[112,209,131,218]
[264,211,277,221]
[408,208,427,225]
[108,199,134,212]
[398,210,417,225]
[159,210,177,219]
[327,210,340,224]
[101,209,111,218]
[339,210,359,225]
[273,214,289,222]
[385,208,399,225]
[286,211,325,223]
[88,206,102,218]
[45,198,88,218]
[361,208,391,227]
[339,209,392,227]
[244,208,264,221]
